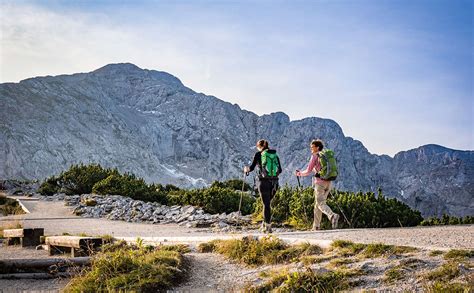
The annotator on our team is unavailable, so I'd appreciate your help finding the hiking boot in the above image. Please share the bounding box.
[331,214,340,229]
[311,225,320,231]
[265,223,272,233]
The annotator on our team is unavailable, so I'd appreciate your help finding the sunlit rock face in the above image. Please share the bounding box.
[1,63,472,217]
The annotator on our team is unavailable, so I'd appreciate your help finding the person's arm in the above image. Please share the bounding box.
[296,155,316,177]
[247,152,260,173]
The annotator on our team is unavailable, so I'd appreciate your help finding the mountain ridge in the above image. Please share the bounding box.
[1,63,472,217]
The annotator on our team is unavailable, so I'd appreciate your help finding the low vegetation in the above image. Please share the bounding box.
[0,194,25,216]
[198,236,472,291]
[64,241,188,292]
[330,240,418,258]
[420,214,474,226]
[38,163,473,230]
[250,268,354,292]
[197,236,322,266]
[443,249,474,260]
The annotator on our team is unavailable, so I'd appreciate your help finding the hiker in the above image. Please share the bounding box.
[243,139,282,233]
[295,139,340,230]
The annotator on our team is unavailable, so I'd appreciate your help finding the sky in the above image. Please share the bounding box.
[1,0,472,156]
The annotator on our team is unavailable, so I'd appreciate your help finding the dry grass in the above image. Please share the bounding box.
[198,236,322,267]
[0,220,23,238]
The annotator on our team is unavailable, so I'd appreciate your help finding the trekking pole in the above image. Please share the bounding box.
[296,174,309,225]
[330,189,352,228]
[238,171,247,216]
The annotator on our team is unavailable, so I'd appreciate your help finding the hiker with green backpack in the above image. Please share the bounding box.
[244,139,282,233]
[295,139,340,231]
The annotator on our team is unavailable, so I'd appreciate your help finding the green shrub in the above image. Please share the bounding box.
[167,186,255,215]
[421,214,474,226]
[92,173,167,204]
[57,163,113,195]
[211,179,251,191]
[37,176,60,195]
[253,186,424,229]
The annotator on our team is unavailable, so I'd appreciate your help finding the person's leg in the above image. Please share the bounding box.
[258,180,272,225]
[313,187,323,230]
[315,183,336,221]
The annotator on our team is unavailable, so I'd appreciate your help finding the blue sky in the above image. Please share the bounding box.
[1,0,472,156]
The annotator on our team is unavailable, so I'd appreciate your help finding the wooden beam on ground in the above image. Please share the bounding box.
[0,257,91,273]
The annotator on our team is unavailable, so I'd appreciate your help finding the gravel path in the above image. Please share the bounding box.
[174,253,264,291]
[2,196,472,250]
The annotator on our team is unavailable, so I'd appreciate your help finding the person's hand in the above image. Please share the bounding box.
[243,166,250,173]
[315,173,321,178]
[295,169,300,176]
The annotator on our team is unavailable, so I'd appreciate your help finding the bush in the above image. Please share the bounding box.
[57,163,113,195]
[92,173,167,204]
[253,186,424,229]
[210,179,251,191]
[37,176,60,195]
[167,186,255,215]
[420,214,474,226]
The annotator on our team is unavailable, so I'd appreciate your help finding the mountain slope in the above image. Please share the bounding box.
[1,63,472,217]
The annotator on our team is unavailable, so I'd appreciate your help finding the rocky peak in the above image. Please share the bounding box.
[1,64,472,217]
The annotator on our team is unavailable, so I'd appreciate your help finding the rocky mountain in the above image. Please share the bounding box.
[1,63,472,217]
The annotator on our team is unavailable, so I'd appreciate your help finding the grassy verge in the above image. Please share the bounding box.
[197,236,322,267]
[64,241,188,292]
[0,194,25,216]
[330,240,418,258]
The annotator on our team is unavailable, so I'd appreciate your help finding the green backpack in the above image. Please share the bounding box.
[317,149,338,181]
[261,150,280,178]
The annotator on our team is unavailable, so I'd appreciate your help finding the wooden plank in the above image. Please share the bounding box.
[0,257,90,274]
[45,236,102,249]
[3,229,26,238]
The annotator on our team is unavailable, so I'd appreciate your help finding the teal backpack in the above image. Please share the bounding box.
[317,149,338,181]
[261,150,280,178]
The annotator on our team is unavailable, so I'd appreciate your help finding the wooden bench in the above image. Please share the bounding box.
[45,236,103,257]
[3,228,44,247]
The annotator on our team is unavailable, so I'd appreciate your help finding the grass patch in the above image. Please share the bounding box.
[383,266,405,284]
[331,240,367,256]
[383,259,423,284]
[64,242,187,292]
[0,195,25,216]
[444,249,474,260]
[198,236,322,267]
[429,250,444,257]
[327,257,355,269]
[300,255,334,266]
[197,240,218,253]
[157,244,191,254]
[250,268,354,292]
[331,241,418,258]
[424,281,473,292]
[422,262,460,282]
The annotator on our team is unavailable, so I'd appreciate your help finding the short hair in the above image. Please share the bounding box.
[257,139,269,150]
[311,139,324,151]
